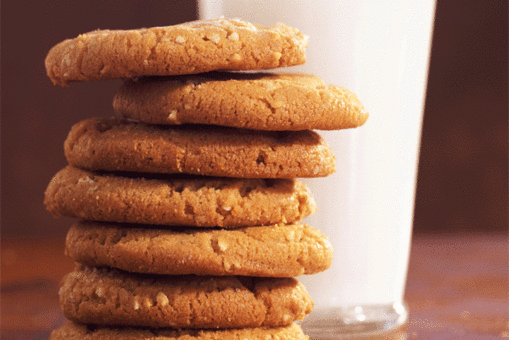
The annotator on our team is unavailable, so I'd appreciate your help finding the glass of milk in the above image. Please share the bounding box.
[199,1,435,337]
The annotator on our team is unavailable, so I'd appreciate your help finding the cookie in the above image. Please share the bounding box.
[114,72,369,131]
[64,117,336,178]
[45,18,309,86]
[65,221,333,277]
[44,166,317,227]
[50,321,309,340]
[59,265,313,329]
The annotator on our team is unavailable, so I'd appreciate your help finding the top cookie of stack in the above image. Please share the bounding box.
[45,18,368,340]
[46,18,307,85]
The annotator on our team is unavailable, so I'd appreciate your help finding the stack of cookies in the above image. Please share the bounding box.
[44,18,368,340]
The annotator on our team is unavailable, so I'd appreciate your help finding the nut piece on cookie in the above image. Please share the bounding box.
[114,72,369,131]
[45,18,309,86]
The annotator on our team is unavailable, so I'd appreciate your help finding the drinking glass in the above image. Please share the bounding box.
[199,1,436,337]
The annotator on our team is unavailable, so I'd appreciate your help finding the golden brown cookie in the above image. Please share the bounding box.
[50,321,309,340]
[114,72,369,131]
[59,265,313,329]
[64,117,336,178]
[45,18,309,86]
[44,166,317,227]
[65,221,333,277]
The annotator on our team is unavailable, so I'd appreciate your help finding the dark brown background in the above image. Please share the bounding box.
[1,0,507,240]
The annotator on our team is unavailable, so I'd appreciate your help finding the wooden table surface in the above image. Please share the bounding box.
[2,232,507,340]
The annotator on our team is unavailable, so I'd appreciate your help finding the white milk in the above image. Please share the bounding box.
[200,1,435,335]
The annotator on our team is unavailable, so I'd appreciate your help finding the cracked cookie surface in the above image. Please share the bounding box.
[50,321,309,340]
[44,166,317,227]
[65,221,333,277]
[59,265,313,329]
[64,117,336,178]
[45,18,309,86]
[114,72,369,131]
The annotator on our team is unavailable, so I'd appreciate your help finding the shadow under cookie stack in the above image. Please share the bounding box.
[44,18,368,340]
